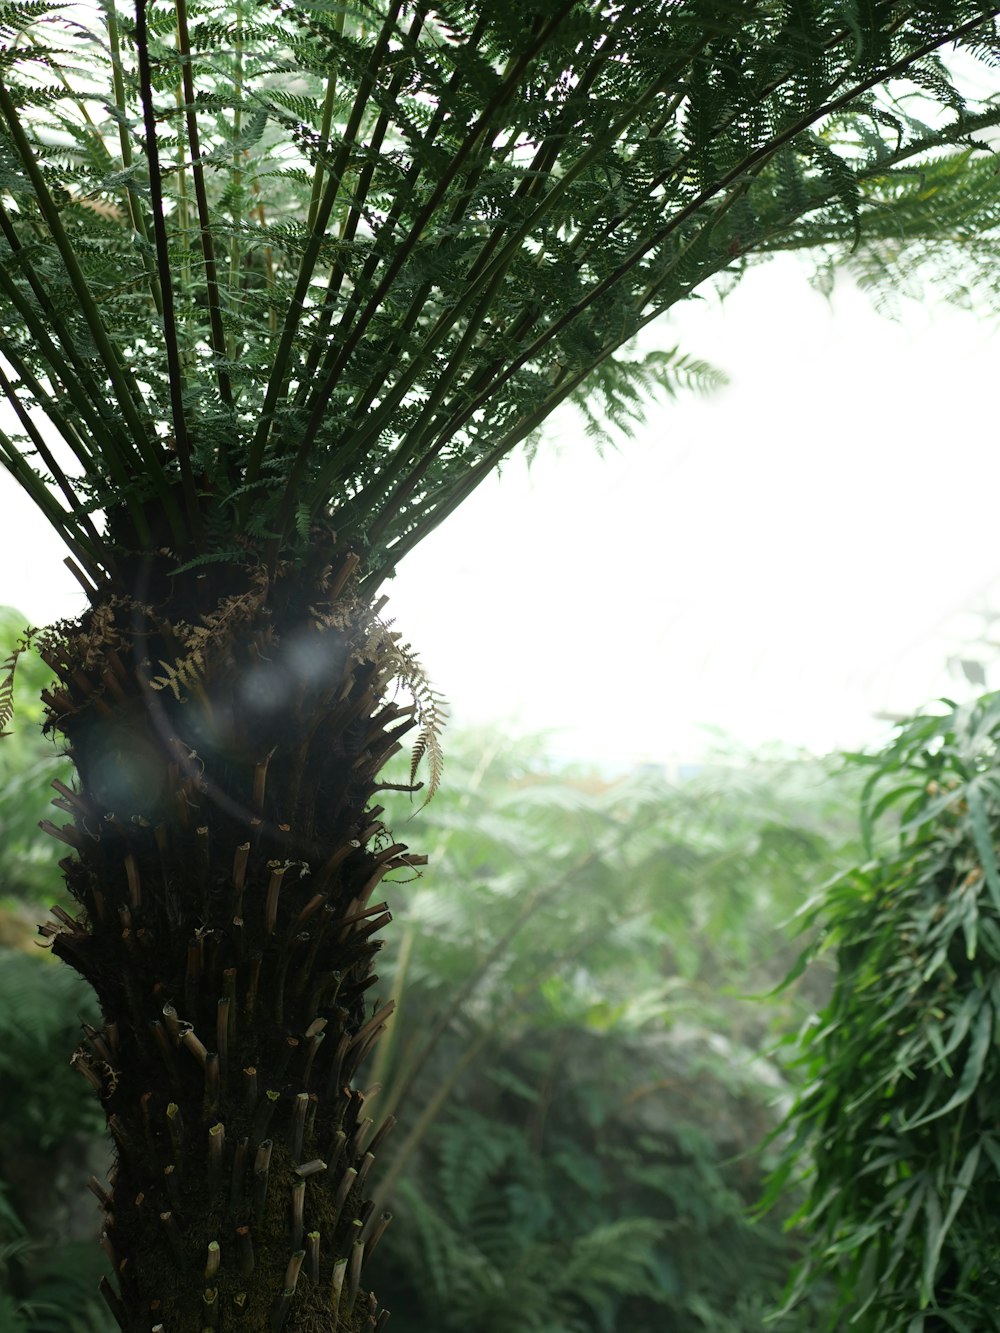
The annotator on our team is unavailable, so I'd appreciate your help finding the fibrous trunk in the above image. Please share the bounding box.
[36,542,421,1332]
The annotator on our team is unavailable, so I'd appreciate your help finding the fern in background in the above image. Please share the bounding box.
[0,1191,112,1333]
[0,609,70,903]
[0,723,855,1329]
[0,959,111,1333]
[0,950,103,1151]
[360,735,857,1330]
[389,1112,668,1333]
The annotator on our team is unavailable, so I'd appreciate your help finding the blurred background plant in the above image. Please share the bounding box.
[0,603,866,1329]
[365,734,860,1331]
[0,611,112,1330]
[0,606,71,910]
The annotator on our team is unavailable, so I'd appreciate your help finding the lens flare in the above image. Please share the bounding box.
[86,731,166,817]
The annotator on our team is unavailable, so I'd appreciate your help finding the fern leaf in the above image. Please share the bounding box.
[365,615,448,803]
[0,627,34,738]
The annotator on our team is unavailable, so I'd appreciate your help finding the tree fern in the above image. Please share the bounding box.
[3,5,1000,1331]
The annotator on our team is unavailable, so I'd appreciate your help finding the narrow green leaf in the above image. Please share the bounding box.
[977,915,1000,959]
[919,1186,943,1308]
[979,1133,1000,1178]
[958,882,979,961]
[886,1175,928,1278]
[965,785,1000,912]
[920,1141,981,1307]
[905,1003,992,1131]
[898,787,963,837]
[928,988,984,1070]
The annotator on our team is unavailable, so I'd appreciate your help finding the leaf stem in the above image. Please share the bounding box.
[175,0,233,408]
[243,0,406,505]
[105,0,163,314]
[132,0,201,543]
[0,82,157,469]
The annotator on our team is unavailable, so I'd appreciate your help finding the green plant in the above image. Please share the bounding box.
[0,3,997,585]
[382,1108,669,1333]
[1,727,857,1330]
[376,1031,809,1333]
[0,949,103,1153]
[1,3,1000,1328]
[363,735,857,1330]
[768,695,1000,1330]
[0,609,70,903]
[0,1182,112,1333]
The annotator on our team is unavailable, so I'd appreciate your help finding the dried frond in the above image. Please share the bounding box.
[308,597,359,634]
[365,617,448,804]
[172,568,271,652]
[152,570,272,698]
[37,604,131,678]
[149,653,208,703]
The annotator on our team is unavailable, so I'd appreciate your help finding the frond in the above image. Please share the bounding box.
[365,616,448,802]
[569,345,729,453]
[0,626,31,735]
[0,1,996,589]
[393,1108,671,1332]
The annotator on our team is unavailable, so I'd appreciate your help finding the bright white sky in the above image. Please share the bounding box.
[2,252,997,767]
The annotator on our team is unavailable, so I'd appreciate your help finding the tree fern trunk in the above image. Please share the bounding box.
[37,542,418,1332]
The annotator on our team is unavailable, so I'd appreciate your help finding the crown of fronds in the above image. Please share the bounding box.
[1,0,999,591]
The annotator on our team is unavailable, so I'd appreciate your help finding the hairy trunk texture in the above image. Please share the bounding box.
[36,540,421,1332]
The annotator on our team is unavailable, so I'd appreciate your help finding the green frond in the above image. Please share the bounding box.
[0,949,103,1147]
[0,1180,111,1333]
[0,628,29,736]
[0,1,996,587]
[392,1107,671,1332]
[569,346,728,453]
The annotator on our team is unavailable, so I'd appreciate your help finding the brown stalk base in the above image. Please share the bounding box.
[37,542,417,1332]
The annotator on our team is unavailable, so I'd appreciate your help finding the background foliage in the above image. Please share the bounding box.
[366,736,859,1331]
[771,695,1000,1331]
[17,611,1000,1331]
[0,614,864,1329]
[0,605,70,903]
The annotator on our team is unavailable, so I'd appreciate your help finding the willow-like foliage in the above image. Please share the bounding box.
[768,697,1000,1329]
[0,1,998,591]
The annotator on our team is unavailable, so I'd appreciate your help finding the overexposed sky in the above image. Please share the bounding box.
[2,253,998,765]
[390,255,1000,763]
